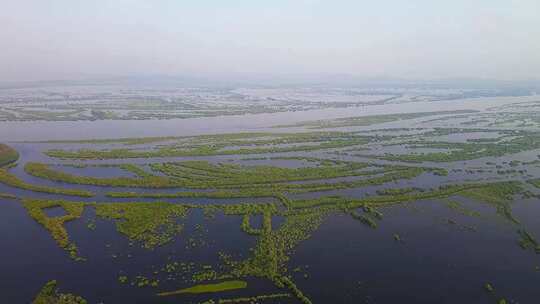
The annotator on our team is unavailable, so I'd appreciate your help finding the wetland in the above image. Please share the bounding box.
[2,85,540,304]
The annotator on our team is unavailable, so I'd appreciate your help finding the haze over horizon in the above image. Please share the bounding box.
[2,0,539,82]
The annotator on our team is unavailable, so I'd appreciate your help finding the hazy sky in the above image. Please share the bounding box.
[1,0,539,82]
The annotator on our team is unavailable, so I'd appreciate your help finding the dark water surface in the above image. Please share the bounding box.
[3,196,540,303]
[2,97,540,303]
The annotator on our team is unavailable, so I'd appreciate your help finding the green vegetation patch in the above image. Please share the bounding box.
[25,162,174,188]
[446,200,481,217]
[457,182,522,223]
[24,160,426,196]
[95,202,189,249]
[528,179,540,189]
[32,280,87,304]
[275,110,477,129]
[106,190,276,200]
[0,192,17,199]
[365,130,540,163]
[517,229,540,253]
[19,179,524,304]
[0,143,19,167]
[0,168,93,197]
[44,132,370,160]
[22,199,85,260]
[157,280,247,296]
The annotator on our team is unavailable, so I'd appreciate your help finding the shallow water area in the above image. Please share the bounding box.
[2,94,540,303]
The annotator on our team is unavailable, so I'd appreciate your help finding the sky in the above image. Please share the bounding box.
[1,0,539,82]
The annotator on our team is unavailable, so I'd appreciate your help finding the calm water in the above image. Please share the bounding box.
[1,95,538,141]
[2,96,540,303]
[2,195,540,303]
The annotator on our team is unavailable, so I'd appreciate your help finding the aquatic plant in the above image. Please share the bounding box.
[24,159,426,196]
[0,192,17,199]
[32,280,87,304]
[157,280,247,296]
[0,143,19,167]
[366,130,540,163]
[274,110,477,129]
[457,182,522,223]
[350,211,378,228]
[517,229,540,253]
[445,200,481,217]
[22,199,85,260]
[0,168,93,197]
[95,202,189,249]
[44,131,371,160]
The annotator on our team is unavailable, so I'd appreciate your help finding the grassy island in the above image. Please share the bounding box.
[32,280,87,304]
[0,143,19,167]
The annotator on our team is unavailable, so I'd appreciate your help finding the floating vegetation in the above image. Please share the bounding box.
[151,159,371,185]
[95,202,189,249]
[32,280,87,304]
[157,280,247,296]
[362,130,540,163]
[0,192,17,199]
[86,219,96,230]
[352,212,378,228]
[240,214,263,235]
[279,276,312,304]
[274,110,477,129]
[457,182,522,223]
[25,162,175,189]
[132,275,159,288]
[118,276,128,284]
[445,200,481,217]
[517,229,540,253]
[22,199,85,260]
[292,182,522,213]
[106,189,277,200]
[0,86,413,123]
[0,143,19,167]
[351,206,383,229]
[24,159,427,196]
[44,132,370,160]
[527,179,540,190]
[0,168,93,197]
[10,120,540,304]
